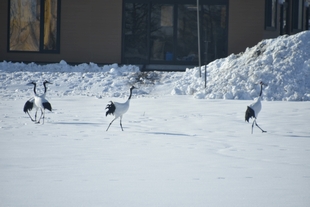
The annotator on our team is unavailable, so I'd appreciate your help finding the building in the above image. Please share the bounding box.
[0,0,309,70]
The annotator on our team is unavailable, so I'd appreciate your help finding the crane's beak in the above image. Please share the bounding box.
[261,82,268,86]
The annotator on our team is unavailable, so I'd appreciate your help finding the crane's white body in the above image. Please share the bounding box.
[249,96,262,118]
[23,81,52,124]
[245,82,266,134]
[113,100,130,119]
[34,95,47,110]
[105,86,136,131]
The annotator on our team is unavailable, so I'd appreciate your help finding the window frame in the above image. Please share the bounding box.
[265,0,278,30]
[7,0,61,53]
[292,0,304,32]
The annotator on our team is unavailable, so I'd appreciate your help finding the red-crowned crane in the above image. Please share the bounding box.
[105,86,136,131]
[23,81,52,124]
[245,81,267,134]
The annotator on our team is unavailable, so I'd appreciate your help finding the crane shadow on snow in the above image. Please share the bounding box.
[283,134,310,139]
[141,131,195,137]
[52,121,102,126]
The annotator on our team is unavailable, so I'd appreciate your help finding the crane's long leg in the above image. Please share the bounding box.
[42,110,45,124]
[35,110,38,122]
[251,120,255,134]
[254,120,267,133]
[106,117,117,131]
[120,116,123,131]
[26,111,35,122]
[37,109,44,124]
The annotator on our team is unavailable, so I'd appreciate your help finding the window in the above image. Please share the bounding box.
[292,0,304,31]
[307,6,310,30]
[123,3,148,64]
[201,4,227,62]
[150,4,174,61]
[9,0,60,52]
[265,0,278,30]
[123,0,228,65]
[177,4,198,62]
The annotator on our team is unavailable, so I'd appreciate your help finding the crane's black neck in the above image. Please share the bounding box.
[259,84,263,97]
[128,87,134,100]
[43,82,47,94]
[32,83,37,95]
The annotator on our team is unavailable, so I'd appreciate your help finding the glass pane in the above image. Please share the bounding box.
[123,3,148,64]
[177,4,198,62]
[297,0,303,29]
[308,8,310,30]
[44,0,58,50]
[9,0,40,51]
[150,4,174,61]
[202,5,227,63]
[282,4,287,32]
[270,0,277,27]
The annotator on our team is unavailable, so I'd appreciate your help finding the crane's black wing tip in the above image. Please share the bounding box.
[245,106,255,122]
[105,101,115,116]
[43,102,52,111]
[23,101,34,113]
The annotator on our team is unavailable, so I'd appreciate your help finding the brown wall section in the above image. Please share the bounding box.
[0,0,122,64]
[228,0,265,55]
[1,1,307,66]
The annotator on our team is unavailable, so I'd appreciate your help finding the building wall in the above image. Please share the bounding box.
[0,0,122,64]
[1,0,308,65]
[228,0,265,55]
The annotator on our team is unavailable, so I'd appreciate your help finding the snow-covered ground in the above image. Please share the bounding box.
[1,31,310,207]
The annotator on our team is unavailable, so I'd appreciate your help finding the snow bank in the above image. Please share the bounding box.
[0,61,142,99]
[0,31,309,101]
[172,31,310,101]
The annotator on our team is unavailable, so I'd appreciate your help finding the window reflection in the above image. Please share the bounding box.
[44,0,58,50]
[265,0,277,29]
[123,1,228,65]
[292,0,303,31]
[123,3,148,63]
[177,4,198,62]
[150,4,174,61]
[9,0,59,52]
[10,0,40,51]
[202,5,227,62]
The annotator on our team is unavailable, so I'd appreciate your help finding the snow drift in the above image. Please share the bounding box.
[0,31,309,101]
[173,31,310,101]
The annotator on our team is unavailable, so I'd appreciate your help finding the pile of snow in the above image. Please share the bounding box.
[172,31,310,101]
[0,61,142,99]
[0,31,309,101]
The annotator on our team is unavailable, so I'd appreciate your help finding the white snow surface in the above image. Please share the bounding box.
[1,32,310,207]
